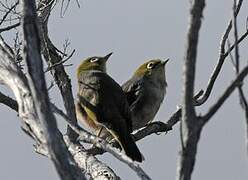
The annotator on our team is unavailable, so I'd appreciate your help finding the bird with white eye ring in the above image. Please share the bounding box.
[76,53,144,162]
[90,57,99,63]
[147,61,156,69]
[122,59,169,131]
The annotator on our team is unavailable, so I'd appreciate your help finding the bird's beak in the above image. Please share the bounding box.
[103,52,113,62]
[161,58,169,66]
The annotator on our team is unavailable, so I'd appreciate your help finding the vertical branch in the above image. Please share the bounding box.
[20,0,84,179]
[37,0,78,142]
[231,0,248,155]
[232,0,240,73]
[177,1,205,180]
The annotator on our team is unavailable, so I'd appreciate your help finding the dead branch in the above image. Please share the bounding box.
[231,0,248,155]
[0,1,19,26]
[0,91,18,111]
[194,0,245,106]
[0,22,20,33]
[21,0,84,179]
[201,65,248,123]
[37,0,78,142]
[176,1,205,180]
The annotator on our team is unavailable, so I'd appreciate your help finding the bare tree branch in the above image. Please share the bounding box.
[20,0,85,179]
[45,49,75,73]
[0,35,46,153]
[202,66,248,123]
[0,1,19,26]
[177,1,205,180]
[0,48,119,179]
[194,0,245,106]
[0,22,20,33]
[37,0,78,142]
[0,91,18,111]
[52,104,152,180]
[230,0,248,155]
[0,35,14,55]
[66,138,121,180]
[35,135,122,180]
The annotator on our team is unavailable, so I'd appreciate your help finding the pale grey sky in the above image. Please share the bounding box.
[1,0,248,179]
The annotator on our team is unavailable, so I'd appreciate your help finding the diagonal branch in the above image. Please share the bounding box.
[0,91,18,111]
[0,22,20,33]
[194,0,245,106]
[52,104,152,180]
[0,1,19,26]
[37,0,78,142]
[202,66,248,123]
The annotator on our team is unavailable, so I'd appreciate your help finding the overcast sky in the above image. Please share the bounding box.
[1,0,248,179]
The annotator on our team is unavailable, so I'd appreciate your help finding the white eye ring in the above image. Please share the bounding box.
[90,58,99,63]
[147,62,154,69]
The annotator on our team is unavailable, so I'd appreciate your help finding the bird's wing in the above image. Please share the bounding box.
[98,72,133,133]
[78,71,133,133]
[122,77,144,109]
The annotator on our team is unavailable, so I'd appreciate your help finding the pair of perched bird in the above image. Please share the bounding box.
[76,53,168,162]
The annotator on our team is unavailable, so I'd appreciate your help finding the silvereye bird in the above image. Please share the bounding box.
[122,59,169,131]
[76,53,143,162]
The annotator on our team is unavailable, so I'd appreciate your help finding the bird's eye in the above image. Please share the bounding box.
[147,62,155,69]
[90,58,99,63]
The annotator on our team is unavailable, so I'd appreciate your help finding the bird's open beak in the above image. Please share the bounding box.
[161,58,169,66]
[103,52,113,62]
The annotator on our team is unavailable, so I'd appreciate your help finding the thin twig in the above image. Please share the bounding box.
[76,0,80,8]
[227,40,236,68]
[194,0,244,106]
[0,22,20,33]
[0,35,14,56]
[202,66,248,123]
[0,91,18,111]
[60,0,70,17]
[0,1,19,26]
[44,49,75,73]
[231,0,248,155]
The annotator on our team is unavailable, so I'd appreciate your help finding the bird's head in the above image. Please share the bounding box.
[77,52,113,77]
[134,58,169,77]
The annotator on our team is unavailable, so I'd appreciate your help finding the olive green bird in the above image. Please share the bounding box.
[122,59,169,131]
[76,53,143,162]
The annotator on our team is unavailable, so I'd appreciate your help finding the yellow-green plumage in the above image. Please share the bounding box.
[77,55,108,77]
[76,53,143,162]
[122,59,168,131]
[134,59,166,76]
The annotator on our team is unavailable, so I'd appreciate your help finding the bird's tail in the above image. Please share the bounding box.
[117,134,144,162]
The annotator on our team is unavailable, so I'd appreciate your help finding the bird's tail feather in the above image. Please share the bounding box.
[118,134,144,162]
